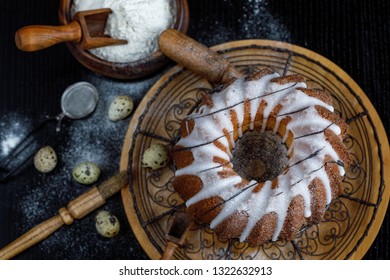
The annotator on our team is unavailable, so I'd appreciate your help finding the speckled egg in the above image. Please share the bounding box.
[95,210,120,238]
[108,95,134,121]
[72,162,101,184]
[33,146,57,173]
[141,144,169,170]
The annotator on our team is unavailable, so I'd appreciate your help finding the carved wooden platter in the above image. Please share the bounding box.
[120,40,390,260]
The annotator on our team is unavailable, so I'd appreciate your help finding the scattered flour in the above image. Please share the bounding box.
[240,0,290,40]
[1,135,21,157]
[56,72,160,172]
[72,0,176,63]
[0,113,38,173]
[14,72,159,258]
[0,114,32,158]
[195,0,290,46]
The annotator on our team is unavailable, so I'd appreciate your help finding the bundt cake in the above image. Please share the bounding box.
[171,69,350,246]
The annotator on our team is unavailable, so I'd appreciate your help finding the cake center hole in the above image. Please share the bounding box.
[231,131,288,182]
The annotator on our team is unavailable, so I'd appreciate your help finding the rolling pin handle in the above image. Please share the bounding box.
[158,29,242,85]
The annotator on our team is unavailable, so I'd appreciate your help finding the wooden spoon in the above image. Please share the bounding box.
[160,212,193,260]
[15,8,127,52]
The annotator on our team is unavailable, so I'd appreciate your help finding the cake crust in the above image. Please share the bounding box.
[171,69,350,246]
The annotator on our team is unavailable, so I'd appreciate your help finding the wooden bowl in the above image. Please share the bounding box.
[59,0,189,79]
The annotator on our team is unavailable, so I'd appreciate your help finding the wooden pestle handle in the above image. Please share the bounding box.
[15,21,82,52]
[159,29,242,85]
[0,171,127,260]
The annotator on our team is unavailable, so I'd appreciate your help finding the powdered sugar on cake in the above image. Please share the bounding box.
[174,72,347,243]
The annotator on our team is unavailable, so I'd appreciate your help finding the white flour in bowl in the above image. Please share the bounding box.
[72,0,176,63]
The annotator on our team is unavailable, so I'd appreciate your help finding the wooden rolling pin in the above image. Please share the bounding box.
[0,171,128,260]
[158,29,243,85]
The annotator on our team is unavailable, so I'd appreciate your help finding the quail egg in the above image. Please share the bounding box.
[95,210,120,238]
[72,162,101,184]
[141,144,169,170]
[33,146,57,173]
[108,95,134,121]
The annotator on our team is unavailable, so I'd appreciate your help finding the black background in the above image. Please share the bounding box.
[0,0,389,259]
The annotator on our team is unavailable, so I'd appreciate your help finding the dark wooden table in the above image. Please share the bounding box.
[0,0,388,259]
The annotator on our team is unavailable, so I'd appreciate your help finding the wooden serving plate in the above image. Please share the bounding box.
[120,40,390,260]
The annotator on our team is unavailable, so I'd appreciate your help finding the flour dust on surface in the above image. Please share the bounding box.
[194,0,291,46]
[13,72,158,258]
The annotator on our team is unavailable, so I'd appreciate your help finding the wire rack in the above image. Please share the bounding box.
[122,41,388,260]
